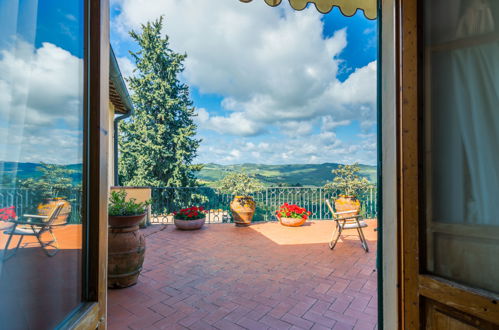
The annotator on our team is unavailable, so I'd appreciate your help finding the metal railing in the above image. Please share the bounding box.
[0,186,377,225]
[0,188,82,224]
[150,186,377,224]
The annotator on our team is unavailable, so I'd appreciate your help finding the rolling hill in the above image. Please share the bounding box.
[0,162,377,188]
[196,163,377,187]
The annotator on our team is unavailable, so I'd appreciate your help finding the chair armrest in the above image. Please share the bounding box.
[335,215,362,221]
[23,214,48,219]
[10,218,48,226]
[335,210,359,215]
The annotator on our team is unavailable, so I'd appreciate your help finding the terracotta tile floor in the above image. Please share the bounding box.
[0,224,82,329]
[108,220,378,330]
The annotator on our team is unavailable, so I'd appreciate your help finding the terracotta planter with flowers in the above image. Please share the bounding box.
[173,206,207,230]
[0,206,16,221]
[276,203,312,227]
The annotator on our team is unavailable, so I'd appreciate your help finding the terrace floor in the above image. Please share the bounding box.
[108,220,378,330]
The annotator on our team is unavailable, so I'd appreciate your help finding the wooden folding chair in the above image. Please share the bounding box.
[3,202,65,261]
[325,199,369,252]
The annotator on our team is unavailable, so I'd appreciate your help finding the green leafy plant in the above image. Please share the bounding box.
[216,172,264,196]
[324,163,372,197]
[108,190,150,216]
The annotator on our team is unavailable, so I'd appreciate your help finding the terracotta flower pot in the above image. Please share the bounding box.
[230,196,256,226]
[174,217,206,230]
[279,217,307,227]
[108,213,146,289]
[38,198,72,225]
[334,195,361,217]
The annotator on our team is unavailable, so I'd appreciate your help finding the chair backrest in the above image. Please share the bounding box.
[325,199,359,223]
[45,202,65,226]
[325,199,338,218]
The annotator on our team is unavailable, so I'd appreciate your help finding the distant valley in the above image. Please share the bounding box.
[196,163,376,187]
[1,162,377,187]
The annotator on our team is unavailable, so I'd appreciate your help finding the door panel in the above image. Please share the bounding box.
[398,0,499,328]
[424,299,497,330]
[0,0,109,328]
[0,1,85,328]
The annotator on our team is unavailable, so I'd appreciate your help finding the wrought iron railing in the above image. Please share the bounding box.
[0,188,82,224]
[0,186,377,225]
[150,186,377,224]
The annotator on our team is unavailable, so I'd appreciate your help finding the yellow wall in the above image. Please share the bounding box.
[108,102,115,186]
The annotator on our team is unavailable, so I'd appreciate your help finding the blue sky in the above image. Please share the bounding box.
[0,0,84,165]
[111,0,378,166]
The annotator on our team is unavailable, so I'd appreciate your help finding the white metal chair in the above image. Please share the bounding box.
[325,199,369,252]
[3,202,65,261]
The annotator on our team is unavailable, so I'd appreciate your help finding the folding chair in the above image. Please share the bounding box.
[325,199,369,252]
[3,202,65,261]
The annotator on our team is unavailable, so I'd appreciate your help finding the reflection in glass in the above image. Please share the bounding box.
[424,0,499,293]
[0,0,84,328]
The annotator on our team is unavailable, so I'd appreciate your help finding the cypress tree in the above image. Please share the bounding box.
[119,17,201,187]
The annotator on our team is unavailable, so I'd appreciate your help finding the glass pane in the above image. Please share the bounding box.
[424,0,499,293]
[0,0,84,328]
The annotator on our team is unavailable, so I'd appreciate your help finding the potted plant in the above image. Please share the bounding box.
[108,190,150,289]
[0,206,16,221]
[276,203,312,227]
[324,163,371,216]
[173,206,207,230]
[216,172,264,226]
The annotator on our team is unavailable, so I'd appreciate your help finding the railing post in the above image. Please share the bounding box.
[265,188,269,221]
[319,188,323,219]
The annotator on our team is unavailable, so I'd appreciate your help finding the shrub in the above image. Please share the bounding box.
[108,190,150,216]
[216,172,264,196]
[324,163,371,197]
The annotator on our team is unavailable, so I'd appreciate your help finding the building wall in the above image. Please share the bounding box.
[108,101,116,186]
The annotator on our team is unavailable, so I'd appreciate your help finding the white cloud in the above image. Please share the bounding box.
[112,0,377,137]
[195,127,376,165]
[116,56,135,79]
[0,41,84,164]
[0,41,83,127]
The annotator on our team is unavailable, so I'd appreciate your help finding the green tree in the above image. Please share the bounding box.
[19,163,79,199]
[216,172,264,196]
[324,163,371,196]
[119,17,201,187]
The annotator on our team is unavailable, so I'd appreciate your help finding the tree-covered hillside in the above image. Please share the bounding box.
[197,163,376,187]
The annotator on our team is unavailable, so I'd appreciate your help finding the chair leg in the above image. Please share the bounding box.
[37,229,59,257]
[329,224,342,250]
[3,234,23,261]
[357,227,369,252]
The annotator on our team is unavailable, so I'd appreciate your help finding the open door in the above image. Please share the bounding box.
[0,0,109,328]
[398,0,499,328]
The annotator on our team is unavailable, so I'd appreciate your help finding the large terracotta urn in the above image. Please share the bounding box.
[38,198,71,225]
[108,214,146,289]
[230,196,256,226]
[334,195,361,217]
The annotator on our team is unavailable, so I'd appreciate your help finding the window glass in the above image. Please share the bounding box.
[424,0,499,293]
[0,0,84,327]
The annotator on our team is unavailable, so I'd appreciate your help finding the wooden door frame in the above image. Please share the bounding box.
[58,0,110,328]
[397,0,499,328]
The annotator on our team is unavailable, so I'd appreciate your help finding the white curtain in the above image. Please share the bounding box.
[450,0,499,225]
